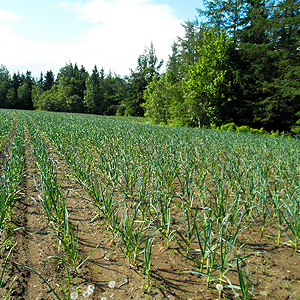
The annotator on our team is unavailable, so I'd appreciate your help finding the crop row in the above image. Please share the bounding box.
[0,112,25,299]
[23,110,300,299]
[0,109,300,299]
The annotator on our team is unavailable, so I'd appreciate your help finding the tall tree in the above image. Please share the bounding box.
[122,42,163,116]
[103,73,126,115]
[43,70,55,91]
[7,72,22,108]
[55,63,87,112]
[177,20,206,70]
[198,0,248,43]
[84,65,103,114]
[0,65,11,108]
[271,0,300,52]
[17,83,32,110]
[197,0,300,131]
[143,70,185,125]
[184,28,231,127]
[55,76,82,113]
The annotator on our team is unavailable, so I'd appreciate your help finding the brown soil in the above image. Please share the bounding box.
[0,130,300,300]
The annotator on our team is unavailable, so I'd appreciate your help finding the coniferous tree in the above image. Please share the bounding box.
[84,65,103,114]
[198,0,248,44]
[177,20,205,68]
[43,71,55,91]
[18,83,32,110]
[103,73,126,115]
[37,72,44,89]
[7,72,22,108]
[54,63,88,112]
[0,65,11,108]
[122,42,163,116]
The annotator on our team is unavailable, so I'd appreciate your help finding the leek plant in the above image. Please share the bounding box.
[176,163,197,210]
[143,235,153,289]
[150,185,176,247]
[176,199,199,255]
[151,146,178,197]
[0,123,24,215]
[0,241,17,300]
[51,222,98,274]
[119,147,139,200]
[236,257,253,300]
[118,200,150,267]
[185,209,246,285]
[21,109,300,297]
[267,192,285,245]
[182,208,214,274]
[279,195,300,251]
[215,214,245,281]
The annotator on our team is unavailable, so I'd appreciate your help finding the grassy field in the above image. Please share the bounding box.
[0,109,300,299]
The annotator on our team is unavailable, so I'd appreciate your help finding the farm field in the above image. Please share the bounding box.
[0,109,300,300]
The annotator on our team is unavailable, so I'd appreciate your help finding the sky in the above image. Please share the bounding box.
[0,0,203,78]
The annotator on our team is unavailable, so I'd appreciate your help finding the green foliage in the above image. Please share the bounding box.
[83,75,99,114]
[55,76,83,113]
[198,0,247,43]
[291,111,300,136]
[0,66,10,108]
[122,42,163,117]
[184,28,231,126]
[84,67,126,116]
[220,122,236,131]
[17,83,32,110]
[197,0,300,132]
[249,127,267,135]
[218,122,268,135]
[31,85,44,110]
[0,68,33,110]
[43,71,55,91]
[236,125,251,133]
[143,71,185,125]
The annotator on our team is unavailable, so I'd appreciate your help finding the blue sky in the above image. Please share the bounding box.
[0,0,203,78]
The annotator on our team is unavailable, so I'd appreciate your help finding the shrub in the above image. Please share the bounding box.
[236,125,250,133]
[220,122,236,131]
[250,127,267,135]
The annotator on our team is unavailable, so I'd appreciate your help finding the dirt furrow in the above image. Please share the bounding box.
[5,130,57,300]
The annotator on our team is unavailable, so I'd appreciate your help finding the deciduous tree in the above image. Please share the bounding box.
[184,28,231,126]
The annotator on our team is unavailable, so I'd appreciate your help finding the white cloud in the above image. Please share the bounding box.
[0,1,185,77]
[61,0,185,74]
[0,9,25,26]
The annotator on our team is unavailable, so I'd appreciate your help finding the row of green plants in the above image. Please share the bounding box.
[0,114,25,299]
[0,110,15,138]
[0,110,18,152]
[23,110,300,298]
[23,114,97,300]
[0,111,99,300]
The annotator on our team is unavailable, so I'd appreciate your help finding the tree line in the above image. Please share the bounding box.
[0,0,299,134]
[0,42,161,117]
